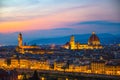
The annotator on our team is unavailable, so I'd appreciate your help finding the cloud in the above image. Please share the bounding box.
[0,0,40,7]
[73,20,120,26]
[0,0,92,22]
[0,0,120,34]
[70,20,120,34]
[51,28,73,30]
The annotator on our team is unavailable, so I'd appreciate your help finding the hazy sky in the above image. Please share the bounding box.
[0,0,120,34]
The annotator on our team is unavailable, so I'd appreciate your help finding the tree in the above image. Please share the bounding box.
[6,58,11,66]
[22,73,28,80]
[50,64,54,70]
[66,60,70,69]
[29,70,39,80]
[61,65,67,73]
[62,60,70,73]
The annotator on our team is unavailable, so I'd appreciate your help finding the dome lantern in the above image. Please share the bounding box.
[88,32,100,45]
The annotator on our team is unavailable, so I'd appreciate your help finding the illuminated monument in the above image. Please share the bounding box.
[63,32,103,50]
[88,32,100,45]
[16,33,40,54]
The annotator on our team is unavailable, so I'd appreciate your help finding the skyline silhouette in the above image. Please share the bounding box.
[0,0,120,45]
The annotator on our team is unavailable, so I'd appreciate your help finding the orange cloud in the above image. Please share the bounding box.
[0,4,119,33]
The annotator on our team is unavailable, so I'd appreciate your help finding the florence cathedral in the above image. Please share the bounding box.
[63,32,103,50]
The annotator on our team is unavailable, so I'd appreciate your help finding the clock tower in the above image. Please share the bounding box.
[18,33,23,47]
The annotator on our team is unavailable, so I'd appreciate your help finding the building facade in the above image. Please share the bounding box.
[0,58,120,76]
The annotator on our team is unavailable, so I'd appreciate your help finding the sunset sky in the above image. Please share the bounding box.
[0,0,120,34]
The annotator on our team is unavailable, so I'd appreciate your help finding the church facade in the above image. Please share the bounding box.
[63,32,103,50]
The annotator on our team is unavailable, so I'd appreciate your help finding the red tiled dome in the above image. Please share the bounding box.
[88,32,100,45]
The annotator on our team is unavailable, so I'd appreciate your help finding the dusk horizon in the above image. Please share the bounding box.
[0,0,120,80]
[0,0,120,45]
[0,0,120,34]
[0,31,120,45]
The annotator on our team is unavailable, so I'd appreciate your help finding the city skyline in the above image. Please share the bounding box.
[0,0,120,45]
[0,1,120,79]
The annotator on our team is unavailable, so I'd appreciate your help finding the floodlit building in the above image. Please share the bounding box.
[16,33,53,54]
[105,60,120,75]
[0,58,6,68]
[16,33,40,54]
[62,32,103,50]
[91,60,105,74]
[54,60,66,71]
[0,58,120,76]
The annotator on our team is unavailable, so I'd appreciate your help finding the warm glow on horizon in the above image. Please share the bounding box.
[0,0,120,34]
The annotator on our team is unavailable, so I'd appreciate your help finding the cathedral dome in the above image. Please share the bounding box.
[88,32,100,45]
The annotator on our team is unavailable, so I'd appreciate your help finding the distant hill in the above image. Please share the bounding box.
[30,33,120,45]
[0,33,120,45]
